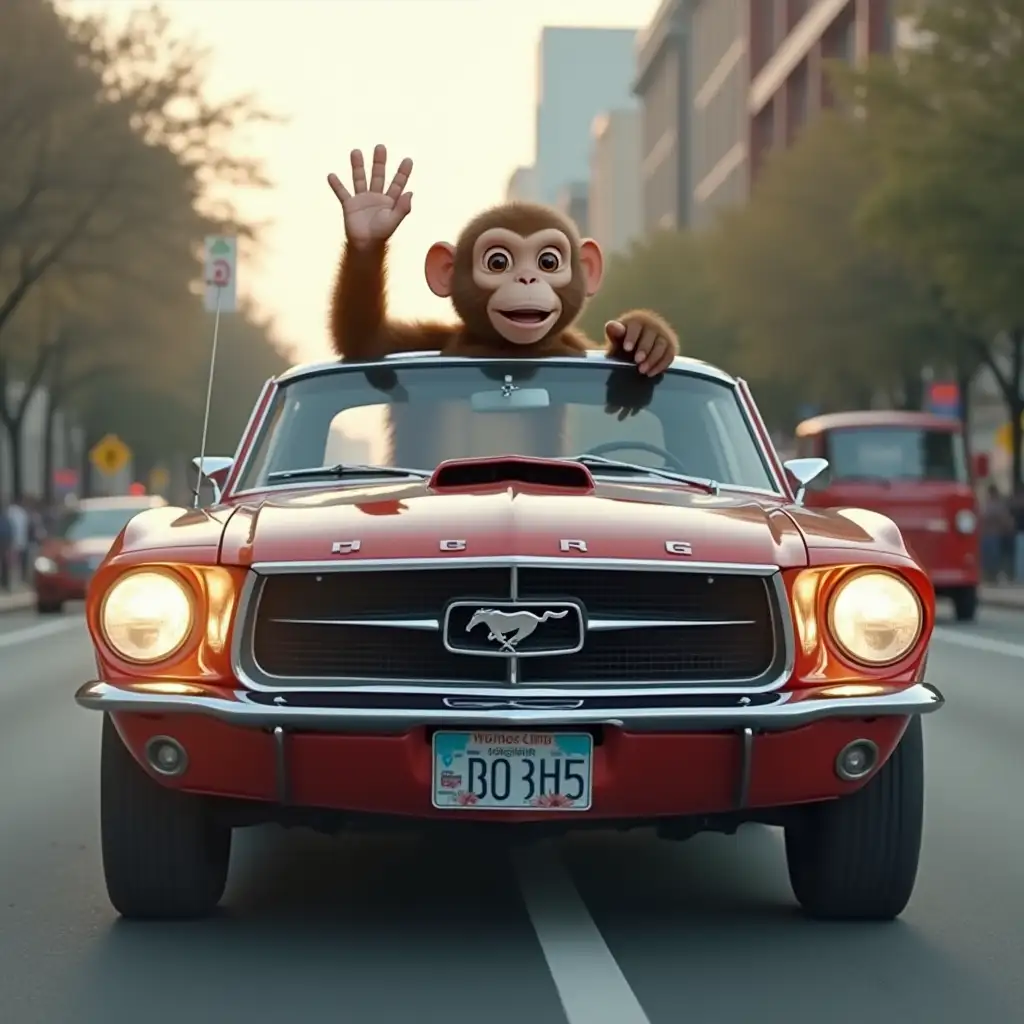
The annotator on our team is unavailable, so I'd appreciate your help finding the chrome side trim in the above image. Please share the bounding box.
[226,477,789,502]
[222,377,277,500]
[231,561,795,694]
[274,353,740,387]
[75,680,945,733]
[249,557,781,576]
[267,616,757,632]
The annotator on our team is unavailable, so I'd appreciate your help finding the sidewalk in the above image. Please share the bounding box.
[979,583,1024,610]
[0,586,33,614]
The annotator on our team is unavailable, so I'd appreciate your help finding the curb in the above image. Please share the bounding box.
[0,593,33,615]
[980,594,1024,612]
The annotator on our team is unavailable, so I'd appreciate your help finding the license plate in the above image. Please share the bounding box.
[432,730,593,811]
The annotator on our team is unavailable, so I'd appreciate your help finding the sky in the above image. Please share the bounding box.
[65,0,664,365]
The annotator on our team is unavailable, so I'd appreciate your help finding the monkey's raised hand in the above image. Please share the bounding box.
[605,310,678,376]
[328,144,414,249]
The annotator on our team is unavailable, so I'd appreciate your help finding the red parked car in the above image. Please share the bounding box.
[74,352,943,922]
[34,495,167,613]
[794,410,980,621]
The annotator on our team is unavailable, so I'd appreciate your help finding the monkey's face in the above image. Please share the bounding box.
[469,227,572,345]
[424,202,605,346]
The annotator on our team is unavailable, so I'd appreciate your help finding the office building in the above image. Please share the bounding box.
[555,181,590,235]
[534,26,639,206]
[505,165,537,202]
[632,0,692,231]
[683,0,894,228]
[587,108,643,255]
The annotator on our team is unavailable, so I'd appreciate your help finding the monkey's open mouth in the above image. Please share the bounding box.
[498,308,555,324]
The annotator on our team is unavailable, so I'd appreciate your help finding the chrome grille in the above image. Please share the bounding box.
[241,561,786,689]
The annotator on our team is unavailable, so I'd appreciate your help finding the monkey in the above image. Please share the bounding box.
[326,145,679,466]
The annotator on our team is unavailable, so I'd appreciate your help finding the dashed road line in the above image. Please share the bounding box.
[513,843,651,1024]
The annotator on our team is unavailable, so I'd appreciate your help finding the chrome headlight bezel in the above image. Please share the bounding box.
[826,569,924,668]
[98,567,196,665]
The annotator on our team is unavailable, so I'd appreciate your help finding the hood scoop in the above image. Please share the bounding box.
[428,455,595,491]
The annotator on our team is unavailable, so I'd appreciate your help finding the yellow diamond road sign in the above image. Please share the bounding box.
[90,434,131,476]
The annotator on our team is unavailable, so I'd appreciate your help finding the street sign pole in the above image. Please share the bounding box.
[195,285,224,507]
[197,236,237,507]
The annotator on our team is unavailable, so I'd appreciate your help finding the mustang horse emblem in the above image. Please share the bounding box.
[466,608,568,652]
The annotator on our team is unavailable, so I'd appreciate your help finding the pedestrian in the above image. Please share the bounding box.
[6,498,29,586]
[0,501,11,592]
[980,482,1014,582]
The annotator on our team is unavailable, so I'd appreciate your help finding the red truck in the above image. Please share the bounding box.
[795,410,979,620]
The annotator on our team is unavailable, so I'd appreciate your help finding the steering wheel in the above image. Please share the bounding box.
[582,440,688,474]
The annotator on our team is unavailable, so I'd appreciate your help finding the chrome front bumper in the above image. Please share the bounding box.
[75,679,945,733]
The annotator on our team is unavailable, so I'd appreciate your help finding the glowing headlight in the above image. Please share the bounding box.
[954,509,977,534]
[100,570,194,663]
[828,571,923,666]
[34,556,57,575]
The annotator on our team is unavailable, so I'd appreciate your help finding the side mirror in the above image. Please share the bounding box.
[783,457,830,505]
[191,456,234,504]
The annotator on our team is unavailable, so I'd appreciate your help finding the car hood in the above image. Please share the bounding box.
[220,478,812,567]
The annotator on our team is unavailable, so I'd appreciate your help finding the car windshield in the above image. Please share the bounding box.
[825,426,969,483]
[235,360,778,492]
[56,506,145,541]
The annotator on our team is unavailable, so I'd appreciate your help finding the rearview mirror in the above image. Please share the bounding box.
[470,387,551,413]
[783,457,830,505]
[191,455,234,504]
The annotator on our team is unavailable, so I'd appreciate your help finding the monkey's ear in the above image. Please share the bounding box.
[424,242,456,297]
[579,238,604,296]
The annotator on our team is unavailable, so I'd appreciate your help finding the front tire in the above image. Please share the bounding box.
[35,597,63,615]
[784,715,924,921]
[951,586,978,622]
[100,714,231,919]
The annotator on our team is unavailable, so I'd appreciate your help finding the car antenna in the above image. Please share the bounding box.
[193,236,236,508]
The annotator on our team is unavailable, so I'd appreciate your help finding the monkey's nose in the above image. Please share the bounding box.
[516,275,537,284]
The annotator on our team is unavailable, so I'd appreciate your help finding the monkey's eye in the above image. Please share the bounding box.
[483,247,513,273]
[537,248,562,273]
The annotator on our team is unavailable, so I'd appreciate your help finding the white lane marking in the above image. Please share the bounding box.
[0,617,82,649]
[932,626,1024,660]
[513,843,651,1024]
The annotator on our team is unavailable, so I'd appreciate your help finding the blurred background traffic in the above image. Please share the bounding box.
[3,0,1023,591]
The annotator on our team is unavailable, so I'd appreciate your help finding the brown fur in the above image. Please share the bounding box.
[329,202,676,362]
[328,202,677,464]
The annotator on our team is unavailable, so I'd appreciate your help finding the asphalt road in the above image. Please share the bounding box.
[1,600,1021,1024]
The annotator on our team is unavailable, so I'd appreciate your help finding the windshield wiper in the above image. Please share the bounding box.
[567,454,719,494]
[266,463,431,483]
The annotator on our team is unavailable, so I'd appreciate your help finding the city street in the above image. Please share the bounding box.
[1,602,1020,1024]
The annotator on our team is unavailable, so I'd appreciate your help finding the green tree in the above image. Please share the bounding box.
[703,110,966,429]
[73,300,291,492]
[0,0,278,498]
[839,0,1024,486]
[581,229,737,364]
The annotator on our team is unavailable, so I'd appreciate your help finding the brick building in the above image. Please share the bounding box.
[633,0,691,231]
[648,0,896,230]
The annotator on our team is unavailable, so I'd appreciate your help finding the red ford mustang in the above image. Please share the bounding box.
[74,352,943,922]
